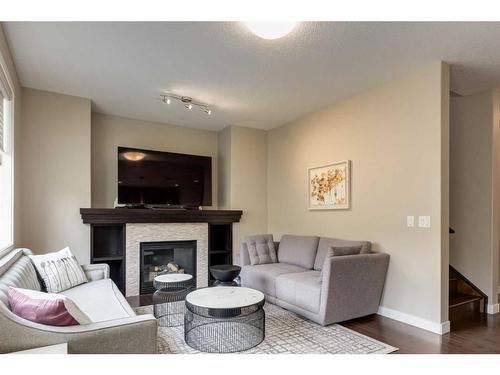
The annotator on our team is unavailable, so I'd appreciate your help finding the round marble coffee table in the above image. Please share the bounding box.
[184,287,265,353]
[153,273,194,327]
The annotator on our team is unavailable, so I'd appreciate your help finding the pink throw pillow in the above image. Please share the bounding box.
[7,287,91,326]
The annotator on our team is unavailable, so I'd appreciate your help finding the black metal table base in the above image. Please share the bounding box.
[184,294,265,353]
[153,275,194,327]
[153,288,192,327]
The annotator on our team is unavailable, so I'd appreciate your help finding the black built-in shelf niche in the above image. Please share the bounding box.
[208,223,233,282]
[90,224,126,293]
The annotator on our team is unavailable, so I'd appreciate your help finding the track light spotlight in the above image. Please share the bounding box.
[160,93,212,116]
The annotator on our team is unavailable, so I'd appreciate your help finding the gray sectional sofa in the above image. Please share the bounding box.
[0,248,157,354]
[239,235,389,326]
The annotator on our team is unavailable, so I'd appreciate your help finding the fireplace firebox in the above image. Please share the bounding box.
[140,240,197,294]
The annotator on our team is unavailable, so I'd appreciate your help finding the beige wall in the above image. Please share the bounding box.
[217,126,268,254]
[267,62,449,328]
[450,89,500,308]
[217,126,231,210]
[91,113,218,209]
[20,88,91,264]
[0,24,22,249]
[222,126,268,253]
[440,63,451,322]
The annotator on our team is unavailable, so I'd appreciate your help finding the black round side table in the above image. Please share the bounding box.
[209,264,241,286]
[153,273,194,327]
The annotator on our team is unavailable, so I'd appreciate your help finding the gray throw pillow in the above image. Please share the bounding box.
[331,245,362,256]
[245,234,277,265]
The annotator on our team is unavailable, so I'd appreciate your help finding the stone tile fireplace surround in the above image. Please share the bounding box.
[126,223,209,297]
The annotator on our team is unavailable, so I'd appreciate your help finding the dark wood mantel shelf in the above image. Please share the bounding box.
[80,208,243,225]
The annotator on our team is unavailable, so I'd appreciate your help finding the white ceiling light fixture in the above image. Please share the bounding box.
[244,22,297,40]
[160,93,212,115]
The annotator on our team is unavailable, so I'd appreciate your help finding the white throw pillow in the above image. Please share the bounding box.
[29,247,88,293]
[9,287,92,325]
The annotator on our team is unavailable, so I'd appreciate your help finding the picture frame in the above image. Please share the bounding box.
[308,160,350,210]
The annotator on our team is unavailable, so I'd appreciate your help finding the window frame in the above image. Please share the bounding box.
[0,58,14,254]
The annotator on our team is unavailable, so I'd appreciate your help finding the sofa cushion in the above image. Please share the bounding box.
[245,234,278,265]
[276,271,322,314]
[60,279,135,322]
[240,263,307,298]
[0,250,41,306]
[331,245,362,256]
[278,235,320,269]
[8,287,92,326]
[314,237,371,270]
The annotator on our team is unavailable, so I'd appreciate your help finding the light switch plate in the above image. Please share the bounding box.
[418,216,431,228]
[406,216,414,228]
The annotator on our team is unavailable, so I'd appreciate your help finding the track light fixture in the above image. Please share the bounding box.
[160,93,212,115]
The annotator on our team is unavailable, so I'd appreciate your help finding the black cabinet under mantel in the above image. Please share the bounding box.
[80,208,243,294]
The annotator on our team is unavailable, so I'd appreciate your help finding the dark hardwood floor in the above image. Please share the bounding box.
[127,293,154,308]
[127,294,500,354]
[342,309,500,354]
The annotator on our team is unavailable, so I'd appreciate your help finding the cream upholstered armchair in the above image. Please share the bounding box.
[0,248,157,354]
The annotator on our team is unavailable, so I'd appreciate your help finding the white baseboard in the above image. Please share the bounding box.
[377,306,450,335]
[487,303,500,314]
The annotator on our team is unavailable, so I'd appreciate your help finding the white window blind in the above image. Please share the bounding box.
[0,92,4,152]
[0,61,14,251]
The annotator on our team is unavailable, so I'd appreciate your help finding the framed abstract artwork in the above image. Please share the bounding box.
[308,160,350,210]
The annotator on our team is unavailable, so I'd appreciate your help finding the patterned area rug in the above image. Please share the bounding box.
[135,303,398,354]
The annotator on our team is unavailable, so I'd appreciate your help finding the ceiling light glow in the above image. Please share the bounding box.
[245,22,297,40]
[123,152,146,161]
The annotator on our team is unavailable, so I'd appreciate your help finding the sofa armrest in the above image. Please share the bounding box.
[0,302,157,354]
[319,252,389,325]
[67,314,158,353]
[81,263,110,281]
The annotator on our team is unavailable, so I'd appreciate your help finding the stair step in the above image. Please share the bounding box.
[449,293,482,309]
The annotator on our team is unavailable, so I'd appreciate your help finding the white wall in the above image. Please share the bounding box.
[450,89,500,310]
[91,113,219,209]
[267,62,450,332]
[20,88,91,264]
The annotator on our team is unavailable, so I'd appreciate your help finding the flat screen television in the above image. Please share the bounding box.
[117,147,212,207]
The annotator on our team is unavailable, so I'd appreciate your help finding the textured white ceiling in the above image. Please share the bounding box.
[4,22,500,130]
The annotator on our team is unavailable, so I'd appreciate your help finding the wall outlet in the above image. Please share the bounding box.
[406,216,414,228]
[418,216,431,228]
